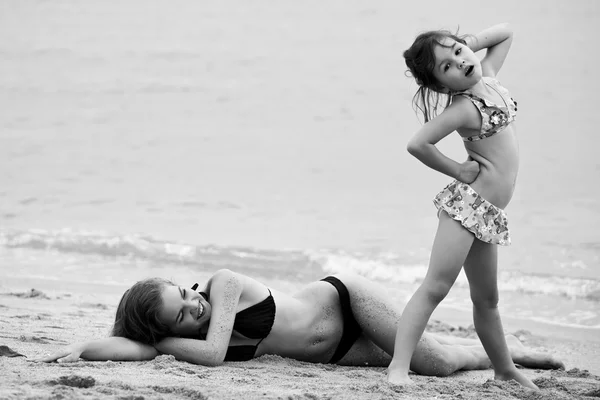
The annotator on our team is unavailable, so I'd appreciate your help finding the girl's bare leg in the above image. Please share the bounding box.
[463,240,538,389]
[386,213,474,384]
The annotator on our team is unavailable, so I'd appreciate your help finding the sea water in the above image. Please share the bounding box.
[1,1,599,339]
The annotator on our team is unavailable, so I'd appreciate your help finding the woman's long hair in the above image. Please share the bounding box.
[111,277,174,345]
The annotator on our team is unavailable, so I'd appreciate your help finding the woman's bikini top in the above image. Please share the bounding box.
[455,76,518,142]
[191,283,276,362]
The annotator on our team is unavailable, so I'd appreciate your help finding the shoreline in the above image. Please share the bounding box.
[433,304,600,347]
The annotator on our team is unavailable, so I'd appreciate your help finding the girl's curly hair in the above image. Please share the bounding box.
[404,29,471,123]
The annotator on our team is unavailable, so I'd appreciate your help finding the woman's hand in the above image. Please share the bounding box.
[32,343,85,363]
[31,337,158,363]
[457,158,480,183]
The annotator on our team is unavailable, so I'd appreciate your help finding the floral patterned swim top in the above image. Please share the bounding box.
[455,76,518,142]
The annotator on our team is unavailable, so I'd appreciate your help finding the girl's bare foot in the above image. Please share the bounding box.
[495,367,539,390]
[387,368,414,386]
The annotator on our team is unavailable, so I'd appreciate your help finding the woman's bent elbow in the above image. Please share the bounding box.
[191,351,225,367]
[406,141,422,157]
[201,359,224,367]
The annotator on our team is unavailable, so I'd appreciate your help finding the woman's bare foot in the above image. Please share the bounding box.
[505,334,565,370]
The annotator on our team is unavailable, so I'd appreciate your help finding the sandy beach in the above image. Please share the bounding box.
[1,284,599,400]
[1,0,599,399]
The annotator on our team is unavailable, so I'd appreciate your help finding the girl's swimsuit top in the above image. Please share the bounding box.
[191,283,276,362]
[455,76,518,142]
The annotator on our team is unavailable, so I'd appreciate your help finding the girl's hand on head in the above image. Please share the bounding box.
[457,158,480,183]
[30,344,84,363]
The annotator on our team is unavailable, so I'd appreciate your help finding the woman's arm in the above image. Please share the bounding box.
[154,269,243,366]
[466,23,513,77]
[34,337,158,363]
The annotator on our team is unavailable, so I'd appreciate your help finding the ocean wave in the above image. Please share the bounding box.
[2,228,599,302]
[312,250,600,303]
[0,229,319,278]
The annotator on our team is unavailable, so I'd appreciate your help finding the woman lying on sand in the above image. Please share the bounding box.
[36,270,564,377]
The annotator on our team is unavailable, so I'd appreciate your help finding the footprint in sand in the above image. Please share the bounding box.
[5,289,51,299]
[0,345,25,357]
[19,335,65,344]
[78,303,110,310]
[47,375,96,388]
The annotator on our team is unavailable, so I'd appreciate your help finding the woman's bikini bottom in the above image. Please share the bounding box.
[320,276,362,363]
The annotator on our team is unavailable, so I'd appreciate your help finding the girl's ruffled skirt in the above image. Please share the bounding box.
[433,180,511,246]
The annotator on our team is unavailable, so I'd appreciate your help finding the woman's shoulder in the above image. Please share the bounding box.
[210,269,262,286]
[208,269,268,300]
[204,269,244,295]
[211,268,238,280]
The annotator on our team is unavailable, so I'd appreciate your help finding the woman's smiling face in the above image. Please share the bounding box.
[157,285,212,336]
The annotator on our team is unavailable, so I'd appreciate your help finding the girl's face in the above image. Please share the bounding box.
[157,285,212,336]
[432,38,482,92]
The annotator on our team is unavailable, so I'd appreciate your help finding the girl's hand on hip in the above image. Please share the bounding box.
[457,158,480,183]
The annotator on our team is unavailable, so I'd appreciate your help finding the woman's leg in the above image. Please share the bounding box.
[427,334,479,346]
[339,332,563,373]
[416,333,564,372]
[334,273,564,373]
[330,275,490,373]
[387,212,475,384]
[463,240,538,389]
[337,333,491,372]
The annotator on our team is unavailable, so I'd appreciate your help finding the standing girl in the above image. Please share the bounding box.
[387,24,538,389]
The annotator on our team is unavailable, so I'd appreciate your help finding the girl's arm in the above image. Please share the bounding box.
[407,97,480,183]
[466,23,513,77]
[34,337,158,363]
[154,269,242,366]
